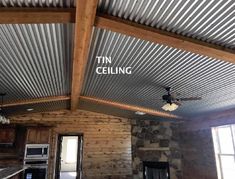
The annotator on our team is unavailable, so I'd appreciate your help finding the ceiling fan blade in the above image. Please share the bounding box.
[179,97,202,101]
[0,93,6,96]
[174,101,182,106]
[171,92,179,99]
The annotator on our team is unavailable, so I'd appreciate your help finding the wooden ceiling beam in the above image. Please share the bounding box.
[95,14,235,64]
[0,8,75,24]
[80,96,182,119]
[70,0,99,110]
[1,9,234,63]
[2,96,70,108]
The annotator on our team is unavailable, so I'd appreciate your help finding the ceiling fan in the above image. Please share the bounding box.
[0,93,10,124]
[162,87,202,111]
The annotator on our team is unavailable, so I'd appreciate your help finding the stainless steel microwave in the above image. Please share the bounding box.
[24,144,49,160]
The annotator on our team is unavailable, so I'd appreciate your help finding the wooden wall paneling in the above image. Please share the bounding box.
[10,110,132,179]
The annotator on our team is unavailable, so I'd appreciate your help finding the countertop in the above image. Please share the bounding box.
[0,166,26,179]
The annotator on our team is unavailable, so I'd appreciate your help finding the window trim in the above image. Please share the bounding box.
[212,125,235,179]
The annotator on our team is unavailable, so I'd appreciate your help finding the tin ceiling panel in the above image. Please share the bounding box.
[81,28,235,117]
[0,23,74,102]
[98,0,235,49]
[0,0,76,7]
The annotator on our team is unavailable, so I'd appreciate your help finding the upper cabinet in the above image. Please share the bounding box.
[26,127,51,144]
[0,127,15,145]
[0,126,27,162]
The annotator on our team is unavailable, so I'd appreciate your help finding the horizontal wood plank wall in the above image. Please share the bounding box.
[11,110,132,179]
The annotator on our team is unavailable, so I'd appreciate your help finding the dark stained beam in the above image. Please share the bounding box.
[70,0,99,110]
[80,96,182,119]
[95,14,235,64]
[0,8,75,24]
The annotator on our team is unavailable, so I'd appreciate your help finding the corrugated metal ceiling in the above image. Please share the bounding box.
[98,0,235,49]
[0,0,76,7]
[1,0,234,118]
[0,23,74,103]
[81,28,235,117]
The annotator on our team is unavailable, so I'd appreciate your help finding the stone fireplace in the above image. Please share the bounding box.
[131,119,182,179]
[143,161,170,179]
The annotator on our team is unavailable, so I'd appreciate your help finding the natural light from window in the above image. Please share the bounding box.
[212,125,235,179]
[66,138,78,163]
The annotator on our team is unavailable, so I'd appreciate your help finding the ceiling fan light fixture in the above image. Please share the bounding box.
[0,115,10,124]
[0,93,10,124]
[162,103,179,112]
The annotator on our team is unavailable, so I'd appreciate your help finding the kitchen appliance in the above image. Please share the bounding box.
[24,144,50,179]
[24,160,48,179]
[24,168,47,179]
[24,144,49,160]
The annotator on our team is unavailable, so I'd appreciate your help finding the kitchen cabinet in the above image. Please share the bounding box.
[0,126,26,164]
[26,127,50,144]
[9,172,22,179]
[0,127,15,145]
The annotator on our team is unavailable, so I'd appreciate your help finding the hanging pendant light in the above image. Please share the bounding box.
[0,93,10,124]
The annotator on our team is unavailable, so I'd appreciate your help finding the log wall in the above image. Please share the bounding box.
[11,110,132,179]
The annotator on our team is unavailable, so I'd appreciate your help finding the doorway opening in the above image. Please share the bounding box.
[55,134,83,179]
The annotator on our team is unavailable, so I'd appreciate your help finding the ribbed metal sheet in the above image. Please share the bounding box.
[0,23,74,102]
[81,28,235,117]
[98,0,235,49]
[0,0,76,7]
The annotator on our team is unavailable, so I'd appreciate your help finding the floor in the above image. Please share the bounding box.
[60,172,77,179]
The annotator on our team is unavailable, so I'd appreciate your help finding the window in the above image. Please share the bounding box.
[212,125,235,179]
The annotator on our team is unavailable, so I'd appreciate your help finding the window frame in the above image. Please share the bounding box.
[212,125,235,179]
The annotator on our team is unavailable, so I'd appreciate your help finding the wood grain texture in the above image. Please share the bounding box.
[26,127,50,144]
[1,8,233,64]
[70,0,99,110]
[95,14,235,64]
[10,110,132,179]
[0,128,15,144]
[0,8,75,24]
[80,96,182,119]
[2,96,70,108]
